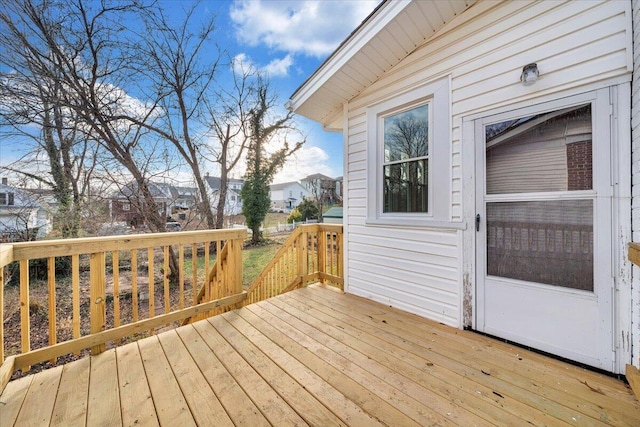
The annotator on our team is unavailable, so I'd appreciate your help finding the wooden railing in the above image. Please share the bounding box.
[184,237,243,324]
[0,224,343,393]
[0,228,246,385]
[244,224,343,305]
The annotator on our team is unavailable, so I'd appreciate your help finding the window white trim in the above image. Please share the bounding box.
[366,75,451,226]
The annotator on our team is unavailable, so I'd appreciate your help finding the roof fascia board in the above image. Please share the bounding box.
[289,0,411,110]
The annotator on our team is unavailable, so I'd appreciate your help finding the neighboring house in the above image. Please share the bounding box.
[169,185,198,212]
[322,206,343,224]
[269,181,309,211]
[110,180,171,226]
[301,173,338,205]
[204,175,244,216]
[288,0,638,374]
[0,178,50,241]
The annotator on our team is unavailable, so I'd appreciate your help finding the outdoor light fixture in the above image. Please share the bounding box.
[520,63,539,86]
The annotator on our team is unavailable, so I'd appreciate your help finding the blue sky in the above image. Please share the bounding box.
[0,0,380,185]
[214,0,379,183]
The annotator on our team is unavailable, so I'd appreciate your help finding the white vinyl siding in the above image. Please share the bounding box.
[487,142,567,194]
[344,0,631,327]
[632,0,640,367]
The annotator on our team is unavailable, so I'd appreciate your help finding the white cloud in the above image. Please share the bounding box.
[273,145,338,184]
[263,54,294,77]
[230,0,379,58]
[231,53,257,75]
[232,52,293,77]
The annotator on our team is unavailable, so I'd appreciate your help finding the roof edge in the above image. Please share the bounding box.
[288,0,410,111]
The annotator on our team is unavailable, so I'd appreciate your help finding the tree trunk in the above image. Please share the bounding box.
[132,173,180,283]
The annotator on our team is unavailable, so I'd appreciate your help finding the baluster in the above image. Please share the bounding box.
[148,247,154,318]
[164,246,170,315]
[192,243,197,306]
[205,242,210,302]
[132,250,138,322]
[72,254,80,345]
[113,251,120,344]
[19,259,30,367]
[47,257,56,363]
[179,244,184,309]
[318,231,326,283]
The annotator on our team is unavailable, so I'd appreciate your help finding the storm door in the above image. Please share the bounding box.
[475,90,614,370]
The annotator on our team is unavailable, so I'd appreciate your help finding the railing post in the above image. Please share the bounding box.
[90,252,106,355]
[232,238,243,295]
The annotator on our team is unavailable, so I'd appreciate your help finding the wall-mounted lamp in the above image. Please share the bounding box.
[520,63,539,86]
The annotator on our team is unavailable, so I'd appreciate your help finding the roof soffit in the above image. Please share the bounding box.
[290,0,476,129]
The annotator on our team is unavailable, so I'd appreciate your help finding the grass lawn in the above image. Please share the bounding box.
[242,240,282,288]
[177,238,286,289]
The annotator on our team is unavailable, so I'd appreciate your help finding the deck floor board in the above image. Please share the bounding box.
[1,284,638,427]
[50,358,90,427]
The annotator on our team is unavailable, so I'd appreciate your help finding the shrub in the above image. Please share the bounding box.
[287,208,302,223]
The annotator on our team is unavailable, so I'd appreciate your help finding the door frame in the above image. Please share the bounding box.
[460,84,632,374]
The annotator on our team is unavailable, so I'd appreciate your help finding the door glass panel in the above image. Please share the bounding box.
[486,200,593,291]
[485,104,592,194]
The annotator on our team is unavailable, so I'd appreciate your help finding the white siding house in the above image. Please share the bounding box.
[0,181,50,241]
[270,181,309,211]
[205,176,244,216]
[289,0,635,374]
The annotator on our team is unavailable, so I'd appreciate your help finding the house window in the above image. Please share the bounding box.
[231,195,236,201]
[122,202,130,211]
[366,76,450,226]
[0,192,13,205]
[383,104,429,213]
[289,190,292,197]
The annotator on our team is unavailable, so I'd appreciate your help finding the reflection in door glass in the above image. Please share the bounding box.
[484,103,595,291]
[485,104,592,194]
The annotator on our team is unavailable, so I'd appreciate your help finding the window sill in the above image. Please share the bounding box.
[365,218,467,230]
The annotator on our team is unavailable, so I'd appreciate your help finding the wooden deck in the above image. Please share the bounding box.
[1,284,638,427]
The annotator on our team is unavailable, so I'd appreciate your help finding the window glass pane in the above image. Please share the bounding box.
[383,159,428,213]
[0,193,6,205]
[384,104,429,162]
[485,104,592,194]
[486,200,593,291]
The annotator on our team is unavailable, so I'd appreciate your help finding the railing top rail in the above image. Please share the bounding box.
[10,228,248,261]
[294,223,342,233]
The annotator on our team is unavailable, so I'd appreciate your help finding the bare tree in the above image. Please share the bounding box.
[0,6,99,238]
[207,60,259,229]
[129,3,221,229]
[0,0,181,278]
